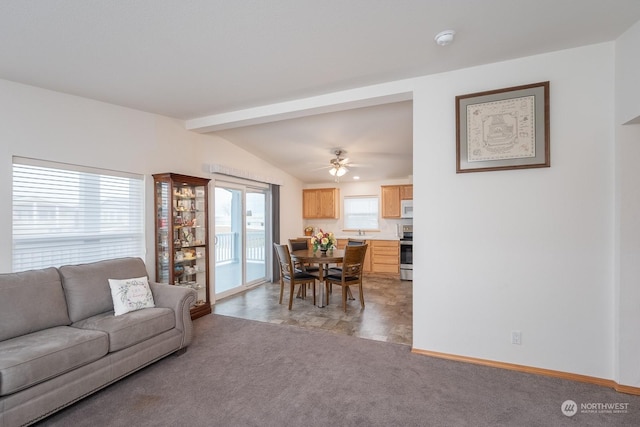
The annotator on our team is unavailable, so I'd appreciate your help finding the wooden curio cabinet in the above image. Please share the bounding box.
[153,173,211,319]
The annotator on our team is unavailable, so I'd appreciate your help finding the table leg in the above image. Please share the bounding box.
[317,263,326,308]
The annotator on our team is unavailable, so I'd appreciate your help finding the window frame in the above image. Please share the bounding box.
[343,195,379,231]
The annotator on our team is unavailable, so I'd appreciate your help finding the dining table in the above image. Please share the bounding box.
[291,248,344,308]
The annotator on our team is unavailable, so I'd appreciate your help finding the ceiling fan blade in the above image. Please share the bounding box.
[345,163,373,168]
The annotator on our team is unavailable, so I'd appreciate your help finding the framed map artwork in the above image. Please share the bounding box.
[456,81,550,173]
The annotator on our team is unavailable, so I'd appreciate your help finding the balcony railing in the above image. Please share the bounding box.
[215,231,265,264]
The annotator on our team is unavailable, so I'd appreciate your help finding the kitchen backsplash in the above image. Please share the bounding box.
[304,217,412,239]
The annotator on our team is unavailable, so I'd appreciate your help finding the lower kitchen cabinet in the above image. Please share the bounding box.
[370,240,400,274]
[336,239,399,274]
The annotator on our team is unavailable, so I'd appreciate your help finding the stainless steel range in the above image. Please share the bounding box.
[399,224,413,281]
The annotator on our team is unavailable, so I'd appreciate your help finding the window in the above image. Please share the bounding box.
[343,196,379,230]
[12,157,145,272]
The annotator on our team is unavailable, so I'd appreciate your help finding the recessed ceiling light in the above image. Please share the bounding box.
[434,30,455,46]
[353,176,360,180]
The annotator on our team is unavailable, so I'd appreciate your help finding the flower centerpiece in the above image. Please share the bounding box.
[311,229,337,253]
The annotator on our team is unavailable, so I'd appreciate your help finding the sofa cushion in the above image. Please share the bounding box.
[59,257,149,323]
[0,326,108,396]
[0,267,70,342]
[72,307,175,352]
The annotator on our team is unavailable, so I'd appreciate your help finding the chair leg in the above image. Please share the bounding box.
[288,281,295,310]
[279,278,284,305]
[358,283,365,309]
[347,287,354,300]
[311,281,316,305]
[342,286,348,312]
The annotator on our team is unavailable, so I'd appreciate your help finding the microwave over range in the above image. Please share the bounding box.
[401,200,413,218]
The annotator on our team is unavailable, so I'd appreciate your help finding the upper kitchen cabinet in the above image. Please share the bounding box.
[400,185,413,200]
[303,188,340,219]
[381,185,413,218]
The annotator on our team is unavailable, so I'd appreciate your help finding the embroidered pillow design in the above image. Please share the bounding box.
[108,276,155,316]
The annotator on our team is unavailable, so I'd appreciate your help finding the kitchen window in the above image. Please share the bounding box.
[12,157,145,272]
[343,196,379,230]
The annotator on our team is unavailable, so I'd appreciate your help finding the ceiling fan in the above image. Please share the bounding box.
[311,148,371,181]
[328,149,350,178]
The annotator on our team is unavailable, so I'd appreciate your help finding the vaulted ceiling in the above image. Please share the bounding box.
[2,1,639,182]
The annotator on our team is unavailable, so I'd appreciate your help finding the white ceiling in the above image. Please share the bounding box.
[2,1,639,183]
[215,100,414,183]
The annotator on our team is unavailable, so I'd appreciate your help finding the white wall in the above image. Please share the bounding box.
[614,21,640,388]
[0,79,302,285]
[615,123,640,388]
[193,133,304,245]
[413,43,616,380]
[616,20,640,125]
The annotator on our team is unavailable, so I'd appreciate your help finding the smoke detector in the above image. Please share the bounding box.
[434,30,455,46]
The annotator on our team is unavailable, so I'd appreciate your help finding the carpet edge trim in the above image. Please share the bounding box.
[411,347,640,396]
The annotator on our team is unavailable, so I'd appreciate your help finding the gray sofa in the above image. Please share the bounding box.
[0,257,197,427]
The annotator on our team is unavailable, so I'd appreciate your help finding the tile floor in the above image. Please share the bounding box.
[211,273,413,346]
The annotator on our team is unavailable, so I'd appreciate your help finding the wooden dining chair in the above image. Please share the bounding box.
[274,243,317,310]
[288,238,317,299]
[324,244,368,312]
[288,238,319,274]
[329,238,365,273]
[328,238,365,298]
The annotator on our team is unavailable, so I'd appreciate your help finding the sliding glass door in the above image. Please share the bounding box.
[214,181,269,298]
[245,189,267,283]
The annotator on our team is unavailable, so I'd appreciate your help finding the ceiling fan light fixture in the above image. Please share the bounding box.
[329,165,348,177]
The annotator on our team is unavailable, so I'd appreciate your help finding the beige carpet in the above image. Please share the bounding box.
[37,314,640,426]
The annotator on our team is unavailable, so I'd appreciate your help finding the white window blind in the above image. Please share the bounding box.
[12,158,145,272]
[344,196,379,230]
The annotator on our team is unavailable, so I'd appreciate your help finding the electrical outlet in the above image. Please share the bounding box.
[511,331,522,345]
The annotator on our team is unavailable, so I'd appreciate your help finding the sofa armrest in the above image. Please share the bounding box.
[149,282,197,348]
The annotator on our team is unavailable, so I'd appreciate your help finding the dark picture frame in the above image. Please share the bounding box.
[456,81,550,173]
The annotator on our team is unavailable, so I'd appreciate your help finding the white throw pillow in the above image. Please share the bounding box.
[108,276,155,316]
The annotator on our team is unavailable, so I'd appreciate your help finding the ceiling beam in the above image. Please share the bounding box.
[185,80,415,133]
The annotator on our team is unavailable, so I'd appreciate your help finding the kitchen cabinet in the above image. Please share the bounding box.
[303,188,340,219]
[336,239,371,272]
[400,185,413,200]
[381,185,413,218]
[370,240,400,274]
[153,173,211,320]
